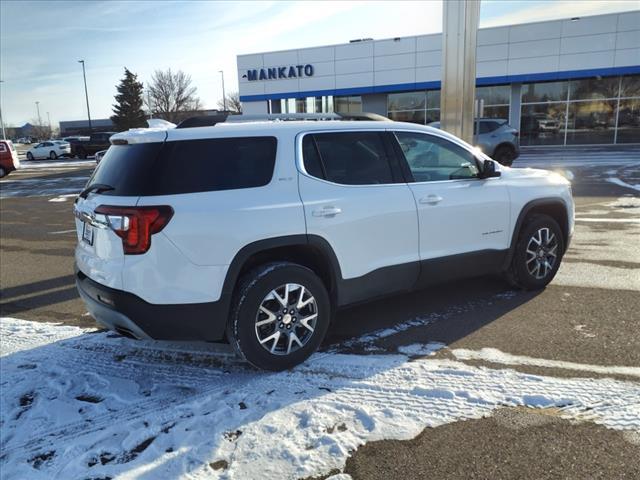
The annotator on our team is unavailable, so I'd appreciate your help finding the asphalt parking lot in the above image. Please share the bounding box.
[1,148,639,479]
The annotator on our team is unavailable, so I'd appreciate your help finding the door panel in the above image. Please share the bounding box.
[392,131,510,262]
[298,131,419,300]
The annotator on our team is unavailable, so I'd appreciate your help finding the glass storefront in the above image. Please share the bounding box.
[334,96,362,113]
[476,85,510,119]
[520,74,640,146]
[268,96,335,114]
[264,74,638,144]
[617,98,640,144]
[387,90,439,124]
[521,103,567,146]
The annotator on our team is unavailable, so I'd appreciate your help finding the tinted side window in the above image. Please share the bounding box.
[479,122,493,134]
[302,135,325,179]
[152,137,276,195]
[394,132,479,182]
[311,132,393,185]
[89,137,276,196]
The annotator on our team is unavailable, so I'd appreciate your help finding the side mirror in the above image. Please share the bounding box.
[480,159,501,179]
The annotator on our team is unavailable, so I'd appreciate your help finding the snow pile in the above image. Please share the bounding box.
[2,317,639,480]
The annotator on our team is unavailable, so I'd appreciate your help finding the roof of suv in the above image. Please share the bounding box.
[111,119,449,144]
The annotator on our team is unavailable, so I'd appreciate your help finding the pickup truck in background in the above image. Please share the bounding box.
[70,132,116,159]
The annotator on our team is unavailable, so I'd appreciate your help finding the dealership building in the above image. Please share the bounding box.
[237,10,640,146]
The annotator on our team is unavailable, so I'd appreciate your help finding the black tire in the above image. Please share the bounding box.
[0,166,6,178]
[49,151,57,160]
[506,214,564,290]
[227,262,331,371]
[77,149,87,159]
[26,152,34,161]
[493,144,515,166]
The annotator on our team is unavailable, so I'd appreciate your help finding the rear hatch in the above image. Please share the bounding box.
[74,132,167,289]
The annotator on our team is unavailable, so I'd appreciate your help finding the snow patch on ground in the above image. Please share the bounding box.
[0,318,91,356]
[48,194,77,203]
[398,342,446,356]
[606,177,640,192]
[18,160,95,169]
[452,347,640,378]
[607,196,640,210]
[2,318,639,480]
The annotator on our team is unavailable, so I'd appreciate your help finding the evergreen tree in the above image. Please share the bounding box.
[111,68,146,131]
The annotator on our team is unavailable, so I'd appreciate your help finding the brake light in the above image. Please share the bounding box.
[94,205,173,254]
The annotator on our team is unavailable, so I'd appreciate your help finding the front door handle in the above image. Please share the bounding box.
[419,195,443,205]
[312,206,342,217]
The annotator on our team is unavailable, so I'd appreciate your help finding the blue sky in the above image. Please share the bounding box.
[1,0,637,127]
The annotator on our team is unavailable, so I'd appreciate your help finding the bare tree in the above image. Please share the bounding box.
[29,119,51,140]
[217,92,242,114]
[146,69,202,123]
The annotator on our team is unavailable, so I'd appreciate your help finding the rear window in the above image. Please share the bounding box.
[87,137,277,196]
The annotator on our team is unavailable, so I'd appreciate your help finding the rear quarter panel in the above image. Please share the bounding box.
[136,129,305,275]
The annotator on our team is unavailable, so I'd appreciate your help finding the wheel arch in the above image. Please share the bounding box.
[503,197,570,271]
[221,234,342,310]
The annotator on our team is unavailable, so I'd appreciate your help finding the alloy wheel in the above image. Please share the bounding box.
[255,283,318,356]
[525,227,558,279]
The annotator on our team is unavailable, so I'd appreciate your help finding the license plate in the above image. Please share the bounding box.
[82,222,94,245]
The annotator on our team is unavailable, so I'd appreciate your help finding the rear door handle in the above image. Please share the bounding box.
[312,206,342,217]
[419,195,443,205]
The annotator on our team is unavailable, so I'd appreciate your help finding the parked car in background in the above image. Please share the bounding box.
[533,113,561,133]
[70,132,116,159]
[429,119,520,166]
[0,139,20,177]
[63,136,90,143]
[26,141,71,160]
[16,137,34,144]
[95,149,108,164]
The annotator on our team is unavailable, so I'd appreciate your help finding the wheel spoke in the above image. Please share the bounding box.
[287,332,303,354]
[296,286,313,309]
[299,313,317,332]
[259,331,281,353]
[272,284,290,308]
[542,260,551,277]
[532,262,541,278]
[548,245,558,257]
[531,231,542,246]
[256,306,277,327]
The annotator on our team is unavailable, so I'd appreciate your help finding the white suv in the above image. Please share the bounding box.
[74,114,574,370]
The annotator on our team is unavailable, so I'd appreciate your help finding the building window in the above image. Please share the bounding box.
[617,98,640,144]
[475,85,510,119]
[520,75,640,146]
[335,96,362,114]
[387,90,439,125]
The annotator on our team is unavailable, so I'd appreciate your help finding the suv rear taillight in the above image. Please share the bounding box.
[94,205,174,254]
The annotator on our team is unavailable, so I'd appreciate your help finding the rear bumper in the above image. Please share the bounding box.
[75,267,229,341]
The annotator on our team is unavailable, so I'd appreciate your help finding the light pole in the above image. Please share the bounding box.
[147,90,153,120]
[47,112,51,138]
[35,101,42,126]
[78,60,92,132]
[219,70,226,111]
[0,80,5,140]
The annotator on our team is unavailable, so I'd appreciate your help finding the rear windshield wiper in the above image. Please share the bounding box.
[78,183,115,199]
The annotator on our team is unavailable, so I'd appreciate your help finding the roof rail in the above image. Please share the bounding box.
[175,112,389,129]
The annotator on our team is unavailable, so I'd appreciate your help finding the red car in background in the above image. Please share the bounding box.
[0,140,20,178]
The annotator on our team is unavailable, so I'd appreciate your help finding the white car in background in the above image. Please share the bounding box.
[95,149,108,164]
[26,141,71,160]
